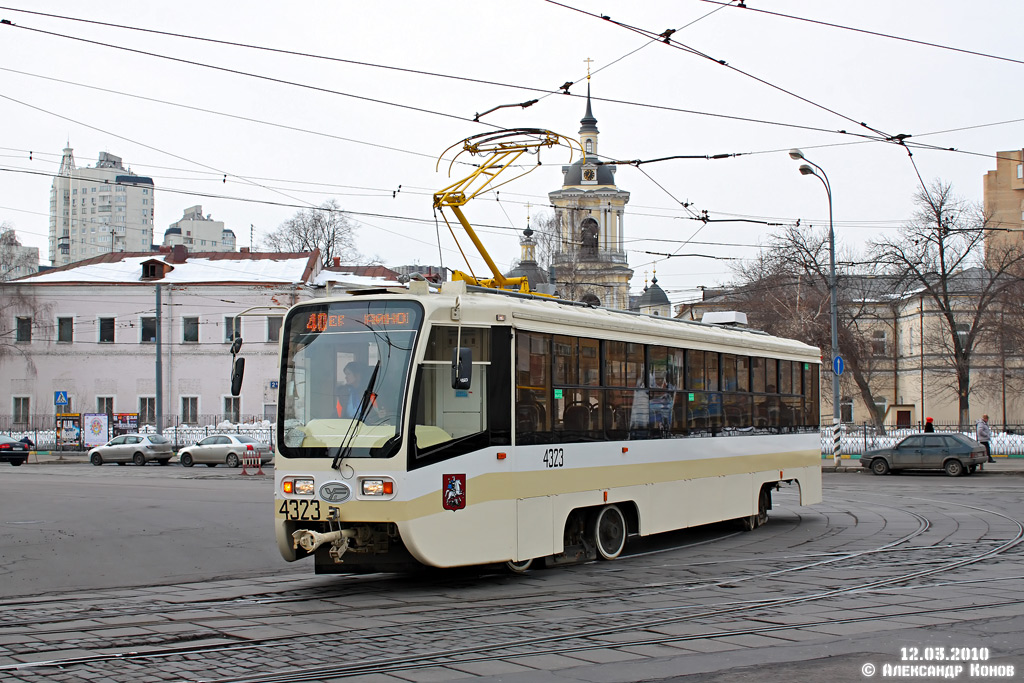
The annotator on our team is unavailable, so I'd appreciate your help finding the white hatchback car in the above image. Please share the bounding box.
[178,434,272,468]
[88,433,173,466]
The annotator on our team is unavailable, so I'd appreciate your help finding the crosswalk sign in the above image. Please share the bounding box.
[55,391,68,406]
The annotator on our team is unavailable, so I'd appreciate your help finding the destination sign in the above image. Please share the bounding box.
[295,303,421,336]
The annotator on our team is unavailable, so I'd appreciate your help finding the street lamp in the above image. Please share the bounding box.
[789,149,841,466]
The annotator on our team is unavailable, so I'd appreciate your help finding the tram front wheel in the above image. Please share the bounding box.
[590,504,627,560]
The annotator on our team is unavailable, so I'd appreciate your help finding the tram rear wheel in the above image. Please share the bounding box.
[590,504,627,560]
[504,558,533,574]
[741,485,771,531]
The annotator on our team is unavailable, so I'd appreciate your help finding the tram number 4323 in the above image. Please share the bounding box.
[543,448,564,468]
[278,499,321,521]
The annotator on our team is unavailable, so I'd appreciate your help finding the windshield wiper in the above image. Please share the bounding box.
[331,360,381,470]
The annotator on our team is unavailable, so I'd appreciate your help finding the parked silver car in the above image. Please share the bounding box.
[88,433,173,466]
[178,434,272,468]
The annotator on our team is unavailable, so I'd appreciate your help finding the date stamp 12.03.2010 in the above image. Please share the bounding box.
[860,647,1016,679]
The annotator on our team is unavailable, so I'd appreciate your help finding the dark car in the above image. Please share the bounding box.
[0,435,30,466]
[861,433,987,476]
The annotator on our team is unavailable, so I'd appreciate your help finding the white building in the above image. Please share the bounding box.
[1,246,321,429]
[162,205,237,252]
[48,147,156,266]
[0,229,39,281]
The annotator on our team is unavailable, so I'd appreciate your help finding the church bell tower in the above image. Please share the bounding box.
[548,83,633,309]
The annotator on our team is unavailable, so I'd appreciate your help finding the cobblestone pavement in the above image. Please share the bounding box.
[1,474,1022,683]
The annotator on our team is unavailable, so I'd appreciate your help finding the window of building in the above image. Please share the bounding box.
[97,396,114,415]
[15,316,31,343]
[141,317,157,343]
[873,397,888,421]
[181,397,198,425]
[872,329,887,356]
[224,316,241,342]
[224,396,240,423]
[99,317,115,343]
[139,397,156,425]
[1018,163,1022,180]
[840,396,854,423]
[13,397,30,425]
[58,317,73,343]
[183,317,199,343]
[267,316,283,343]
[955,322,969,348]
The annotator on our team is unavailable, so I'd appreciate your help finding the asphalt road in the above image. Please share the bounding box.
[1,465,1023,683]
[0,465,279,597]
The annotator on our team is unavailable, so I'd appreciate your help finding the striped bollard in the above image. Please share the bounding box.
[832,420,842,466]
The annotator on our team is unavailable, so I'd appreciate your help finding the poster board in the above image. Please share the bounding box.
[113,413,139,437]
[56,413,82,449]
[83,413,109,448]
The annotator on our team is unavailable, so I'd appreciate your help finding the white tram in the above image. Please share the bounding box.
[273,279,822,573]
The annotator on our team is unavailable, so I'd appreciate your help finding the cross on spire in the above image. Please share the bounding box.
[584,57,594,80]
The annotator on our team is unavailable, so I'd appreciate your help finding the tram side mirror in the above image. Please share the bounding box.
[451,347,472,390]
[230,357,245,397]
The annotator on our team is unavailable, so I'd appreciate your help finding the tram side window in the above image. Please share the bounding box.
[516,331,551,442]
[605,341,644,388]
[751,357,766,393]
[705,352,720,391]
[413,326,490,454]
[647,346,679,436]
[765,358,778,393]
[721,354,738,391]
[779,360,793,394]
[806,364,820,426]
[736,356,750,392]
[686,349,704,390]
[553,335,604,441]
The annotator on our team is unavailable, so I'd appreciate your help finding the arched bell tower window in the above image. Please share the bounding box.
[579,217,599,256]
[585,139,593,154]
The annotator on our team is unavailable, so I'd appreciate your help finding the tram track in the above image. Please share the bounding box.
[3,494,1021,683]
[0,492,930,634]
[191,596,1024,683]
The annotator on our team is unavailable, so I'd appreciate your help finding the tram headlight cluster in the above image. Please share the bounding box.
[361,479,394,496]
[282,477,315,495]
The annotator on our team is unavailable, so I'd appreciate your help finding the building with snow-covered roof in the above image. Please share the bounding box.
[1,246,321,432]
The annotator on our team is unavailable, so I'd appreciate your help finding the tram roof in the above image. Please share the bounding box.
[321,281,822,363]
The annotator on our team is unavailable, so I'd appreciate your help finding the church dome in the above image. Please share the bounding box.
[562,159,616,186]
[637,276,670,310]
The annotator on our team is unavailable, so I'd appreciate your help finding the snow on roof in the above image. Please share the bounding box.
[22,254,315,285]
[312,270,403,289]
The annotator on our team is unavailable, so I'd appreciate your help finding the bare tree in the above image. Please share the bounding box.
[0,223,39,281]
[732,224,896,428]
[262,199,361,268]
[868,180,1024,428]
[529,211,559,272]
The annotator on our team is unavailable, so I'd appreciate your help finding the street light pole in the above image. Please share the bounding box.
[790,149,841,466]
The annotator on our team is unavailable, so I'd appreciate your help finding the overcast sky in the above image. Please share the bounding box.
[2,1,1023,303]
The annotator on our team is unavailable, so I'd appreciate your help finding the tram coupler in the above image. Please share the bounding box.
[292,528,356,555]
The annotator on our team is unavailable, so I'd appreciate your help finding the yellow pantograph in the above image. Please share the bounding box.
[434,128,582,292]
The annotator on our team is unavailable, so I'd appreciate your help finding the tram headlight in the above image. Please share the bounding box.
[283,477,315,496]
[361,479,394,496]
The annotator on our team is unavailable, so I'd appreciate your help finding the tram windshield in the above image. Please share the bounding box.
[278,299,423,458]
